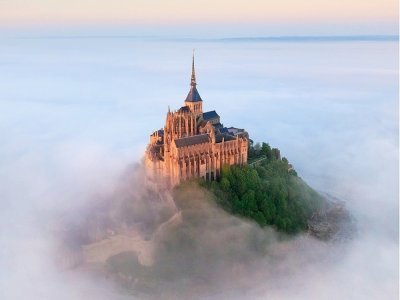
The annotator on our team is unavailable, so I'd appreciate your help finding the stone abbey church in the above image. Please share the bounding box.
[145,55,248,186]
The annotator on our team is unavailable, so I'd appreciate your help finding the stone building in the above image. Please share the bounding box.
[145,54,248,186]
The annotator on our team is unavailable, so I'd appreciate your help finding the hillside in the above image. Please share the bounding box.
[199,142,352,236]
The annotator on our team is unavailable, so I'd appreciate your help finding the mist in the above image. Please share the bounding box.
[0,36,398,299]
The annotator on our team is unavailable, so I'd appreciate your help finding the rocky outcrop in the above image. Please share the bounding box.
[308,194,356,241]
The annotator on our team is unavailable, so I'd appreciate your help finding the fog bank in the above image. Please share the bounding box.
[0,37,397,299]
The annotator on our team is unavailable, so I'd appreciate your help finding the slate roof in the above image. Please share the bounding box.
[218,126,246,136]
[185,86,202,102]
[174,134,209,148]
[203,110,219,121]
[178,106,190,113]
[219,127,229,134]
[213,122,223,129]
[215,133,236,143]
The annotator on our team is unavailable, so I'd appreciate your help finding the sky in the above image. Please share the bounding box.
[0,0,398,36]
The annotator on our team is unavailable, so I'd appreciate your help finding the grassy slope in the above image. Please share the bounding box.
[201,142,324,234]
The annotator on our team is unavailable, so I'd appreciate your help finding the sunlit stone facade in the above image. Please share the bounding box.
[145,54,248,186]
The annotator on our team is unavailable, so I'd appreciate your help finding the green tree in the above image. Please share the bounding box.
[220,178,230,191]
[241,190,257,215]
[254,211,267,226]
[261,142,272,159]
[199,141,324,234]
[271,148,281,160]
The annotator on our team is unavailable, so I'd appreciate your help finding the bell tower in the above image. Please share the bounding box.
[184,51,203,118]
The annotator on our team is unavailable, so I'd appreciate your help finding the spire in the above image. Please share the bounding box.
[191,49,196,87]
[185,50,202,102]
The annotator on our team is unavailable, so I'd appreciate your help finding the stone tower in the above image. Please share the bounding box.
[184,52,203,118]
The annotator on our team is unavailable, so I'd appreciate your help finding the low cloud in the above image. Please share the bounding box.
[0,38,397,300]
[0,137,397,300]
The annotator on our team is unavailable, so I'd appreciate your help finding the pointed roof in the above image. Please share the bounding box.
[191,50,196,86]
[185,51,203,102]
[203,110,219,121]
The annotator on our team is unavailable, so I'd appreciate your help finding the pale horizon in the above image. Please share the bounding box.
[0,0,398,36]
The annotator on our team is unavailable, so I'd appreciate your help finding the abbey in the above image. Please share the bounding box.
[145,54,248,186]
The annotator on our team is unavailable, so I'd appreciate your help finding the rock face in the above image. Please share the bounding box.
[308,194,356,241]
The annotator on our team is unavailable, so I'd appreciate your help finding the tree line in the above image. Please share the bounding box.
[202,142,324,234]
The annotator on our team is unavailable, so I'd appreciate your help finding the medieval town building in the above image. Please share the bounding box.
[145,54,248,186]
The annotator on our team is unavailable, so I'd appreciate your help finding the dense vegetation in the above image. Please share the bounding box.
[202,142,324,234]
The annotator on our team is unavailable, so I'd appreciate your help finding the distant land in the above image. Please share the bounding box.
[215,35,398,42]
[8,34,399,42]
